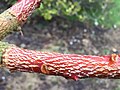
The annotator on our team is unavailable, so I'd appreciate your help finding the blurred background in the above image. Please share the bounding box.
[0,0,120,90]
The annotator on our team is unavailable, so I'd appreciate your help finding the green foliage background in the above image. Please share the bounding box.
[2,0,120,28]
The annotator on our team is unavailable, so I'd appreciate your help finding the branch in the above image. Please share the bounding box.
[0,42,120,80]
[0,0,42,40]
[0,0,120,81]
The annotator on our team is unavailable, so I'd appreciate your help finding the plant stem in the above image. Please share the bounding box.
[0,0,120,81]
[0,0,41,40]
[1,42,120,80]
[9,0,42,24]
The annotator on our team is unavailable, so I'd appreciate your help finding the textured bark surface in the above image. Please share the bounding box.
[9,0,42,24]
[0,10,19,40]
[1,42,120,80]
[0,0,41,40]
[0,0,120,83]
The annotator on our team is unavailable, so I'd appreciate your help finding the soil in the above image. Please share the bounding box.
[1,2,120,90]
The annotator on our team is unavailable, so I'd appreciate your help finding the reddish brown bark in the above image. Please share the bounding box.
[9,0,42,24]
[0,0,120,81]
[0,0,41,40]
[1,44,120,80]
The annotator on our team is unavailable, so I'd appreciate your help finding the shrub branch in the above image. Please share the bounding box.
[0,0,120,81]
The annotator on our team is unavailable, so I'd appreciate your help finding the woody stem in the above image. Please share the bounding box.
[0,0,41,40]
[1,42,120,80]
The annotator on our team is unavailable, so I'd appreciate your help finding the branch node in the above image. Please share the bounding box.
[41,64,49,74]
[110,54,118,62]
